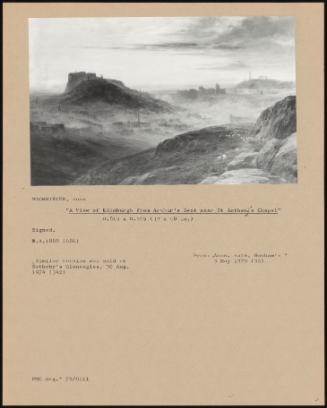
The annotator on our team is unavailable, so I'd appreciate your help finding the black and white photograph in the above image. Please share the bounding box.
[29,16,297,185]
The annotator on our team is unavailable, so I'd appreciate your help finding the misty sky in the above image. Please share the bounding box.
[29,16,296,92]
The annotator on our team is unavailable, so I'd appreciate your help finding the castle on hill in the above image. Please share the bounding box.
[65,72,103,92]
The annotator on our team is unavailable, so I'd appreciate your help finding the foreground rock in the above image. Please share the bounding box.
[270,133,297,182]
[201,169,284,184]
[251,95,297,183]
[256,138,283,169]
[256,133,297,182]
[227,151,258,170]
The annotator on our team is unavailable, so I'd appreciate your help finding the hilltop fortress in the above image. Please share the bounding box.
[64,72,127,93]
[65,72,101,92]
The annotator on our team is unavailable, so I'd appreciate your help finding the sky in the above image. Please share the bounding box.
[29,16,296,92]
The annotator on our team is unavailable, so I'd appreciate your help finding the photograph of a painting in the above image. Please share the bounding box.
[29,16,297,185]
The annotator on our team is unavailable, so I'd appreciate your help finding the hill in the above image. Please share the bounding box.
[60,72,173,112]
[236,78,295,90]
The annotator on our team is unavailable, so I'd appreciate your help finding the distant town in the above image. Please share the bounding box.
[176,83,226,100]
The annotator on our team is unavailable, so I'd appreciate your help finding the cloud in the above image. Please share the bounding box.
[29,16,296,91]
[198,60,249,71]
[213,16,294,49]
[134,17,293,53]
[213,44,242,50]
[138,42,200,50]
[78,17,294,54]
[177,17,223,41]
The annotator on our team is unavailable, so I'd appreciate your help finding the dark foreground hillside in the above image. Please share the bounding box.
[30,122,138,185]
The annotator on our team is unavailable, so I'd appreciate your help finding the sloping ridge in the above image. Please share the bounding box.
[74,126,247,185]
[61,77,173,112]
[155,126,233,155]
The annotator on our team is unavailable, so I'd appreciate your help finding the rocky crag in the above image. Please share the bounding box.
[201,95,297,184]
